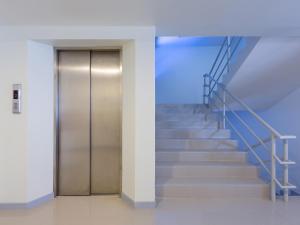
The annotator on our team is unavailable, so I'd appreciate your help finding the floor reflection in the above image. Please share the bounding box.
[0,196,299,225]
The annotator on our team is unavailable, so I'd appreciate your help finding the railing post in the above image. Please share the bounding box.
[222,89,226,129]
[227,37,231,73]
[271,134,276,202]
[283,139,289,202]
[208,74,212,106]
[216,97,222,129]
[203,74,206,105]
[203,74,209,106]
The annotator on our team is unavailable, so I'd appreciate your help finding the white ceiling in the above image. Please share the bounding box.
[1,0,300,35]
[227,37,300,110]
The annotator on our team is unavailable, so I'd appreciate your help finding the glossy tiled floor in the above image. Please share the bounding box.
[0,196,299,225]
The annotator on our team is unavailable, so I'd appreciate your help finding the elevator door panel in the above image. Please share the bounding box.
[58,51,91,195]
[91,51,121,194]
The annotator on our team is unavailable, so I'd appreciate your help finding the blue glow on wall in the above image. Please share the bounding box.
[155,36,223,104]
[156,36,224,47]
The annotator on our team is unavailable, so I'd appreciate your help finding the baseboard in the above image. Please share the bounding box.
[121,192,156,208]
[0,192,54,209]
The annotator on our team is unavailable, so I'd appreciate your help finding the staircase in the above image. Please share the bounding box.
[155,104,269,199]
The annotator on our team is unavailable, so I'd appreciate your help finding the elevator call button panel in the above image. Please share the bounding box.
[12,84,21,114]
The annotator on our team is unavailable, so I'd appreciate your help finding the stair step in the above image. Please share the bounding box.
[156,139,238,150]
[155,104,266,200]
[156,104,208,115]
[156,121,218,129]
[156,161,258,179]
[156,177,269,198]
[156,148,237,152]
[156,151,246,162]
[156,128,230,139]
[156,116,213,122]
[155,113,217,122]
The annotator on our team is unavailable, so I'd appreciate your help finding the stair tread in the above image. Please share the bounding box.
[156,148,238,152]
[156,119,213,121]
[156,137,232,140]
[156,121,216,124]
[157,138,236,141]
[156,161,254,167]
[156,177,267,186]
[156,125,218,127]
[156,150,245,153]
[156,127,228,130]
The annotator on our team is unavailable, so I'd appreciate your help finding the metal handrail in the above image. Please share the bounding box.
[221,86,296,139]
[212,89,296,167]
[209,38,242,95]
[250,137,271,149]
[208,38,227,76]
[203,36,242,102]
[212,91,270,153]
[203,36,296,202]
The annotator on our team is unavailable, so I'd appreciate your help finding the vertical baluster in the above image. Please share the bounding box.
[208,74,212,106]
[222,89,226,129]
[283,139,289,202]
[271,134,276,202]
[214,93,221,129]
[227,37,231,73]
[203,74,209,121]
[203,74,207,105]
[206,74,209,105]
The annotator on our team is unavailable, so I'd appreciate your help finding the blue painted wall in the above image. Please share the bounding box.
[155,38,220,104]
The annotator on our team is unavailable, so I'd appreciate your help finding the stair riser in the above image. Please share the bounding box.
[156,115,216,121]
[156,120,214,126]
[156,119,217,126]
[156,166,258,179]
[156,152,246,163]
[156,110,206,114]
[156,139,237,150]
[156,110,207,114]
[156,149,236,152]
[156,105,207,114]
[156,121,218,129]
[156,185,269,198]
[156,129,230,139]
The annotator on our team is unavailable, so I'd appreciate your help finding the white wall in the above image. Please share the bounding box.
[227,37,300,110]
[134,38,155,202]
[0,41,55,203]
[0,26,155,205]
[0,41,28,203]
[121,41,136,200]
[155,45,219,104]
[27,41,54,201]
[122,38,156,203]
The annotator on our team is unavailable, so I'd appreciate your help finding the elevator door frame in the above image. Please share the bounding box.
[53,48,123,197]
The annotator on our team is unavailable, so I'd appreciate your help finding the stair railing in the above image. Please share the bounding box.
[203,36,296,202]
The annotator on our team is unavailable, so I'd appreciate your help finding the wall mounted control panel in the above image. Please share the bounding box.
[12,84,21,114]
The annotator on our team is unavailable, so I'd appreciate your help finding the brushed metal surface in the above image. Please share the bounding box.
[58,51,91,195]
[91,51,121,194]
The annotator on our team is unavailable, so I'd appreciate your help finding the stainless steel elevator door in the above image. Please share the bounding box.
[91,51,121,194]
[58,51,91,195]
[57,50,121,196]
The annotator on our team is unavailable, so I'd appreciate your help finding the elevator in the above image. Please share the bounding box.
[57,50,121,196]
